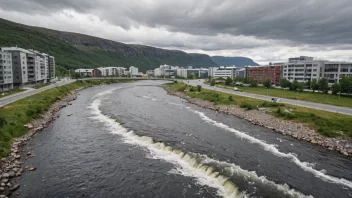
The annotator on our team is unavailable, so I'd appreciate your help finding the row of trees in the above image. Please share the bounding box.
[280,77,352,95]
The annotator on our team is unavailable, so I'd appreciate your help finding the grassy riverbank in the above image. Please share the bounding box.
[33,83,51,89]
[215,84,352,108]
[166,82,352,138]
[0,79,130,158]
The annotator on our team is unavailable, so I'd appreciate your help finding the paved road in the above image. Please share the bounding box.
[0,79,76,108]
[183,80,352,116]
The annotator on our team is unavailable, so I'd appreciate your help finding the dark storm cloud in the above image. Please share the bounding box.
[1,0,352,46]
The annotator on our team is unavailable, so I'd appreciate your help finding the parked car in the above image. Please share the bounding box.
[233,87,239,91]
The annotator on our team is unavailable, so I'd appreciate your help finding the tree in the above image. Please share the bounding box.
[318,78,329,94]
[340,77,352,94]
[250,79,258,87]
[208,76,212,82]
[73,72,81,79]
[210,79,215,86]
[264,79,271,88]
[311,79,319,93]
[331,83,341,95]
[297,82,305,92]
[290,80,298,90]
[279,79,291,88]
[225,77,233,85]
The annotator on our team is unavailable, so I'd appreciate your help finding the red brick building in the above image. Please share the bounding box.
[247,66,281,85]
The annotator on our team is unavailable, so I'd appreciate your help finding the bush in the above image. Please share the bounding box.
[275,108,297,119]
[240,102,253,110]
[228,95,233,101]
[190,87,195,92]
[210,79,215,86]
[261,101,285,107]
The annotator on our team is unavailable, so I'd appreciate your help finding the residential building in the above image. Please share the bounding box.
[146,70,154,76]
[0,50,13,91]
[75,69,94,76]
[129,66,139,76]
[247,65,281,85]
[116,67,127,76]
[92,68,102,77]
[2,47,30,86]
[208,66,237,79]
[48,56,55,80]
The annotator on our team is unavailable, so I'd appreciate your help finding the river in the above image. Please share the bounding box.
[14,81,352,198]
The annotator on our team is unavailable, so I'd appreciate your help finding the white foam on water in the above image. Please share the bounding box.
[88,99,312,198]
[94,88,120,98]
[189,109,352,190]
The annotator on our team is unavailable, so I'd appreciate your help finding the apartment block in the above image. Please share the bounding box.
[129,66,139,76]
[2,47,30,86]
[247,65,281,85]
[208,66,237,79]
[0,51,13,91]
[48,56,55,80]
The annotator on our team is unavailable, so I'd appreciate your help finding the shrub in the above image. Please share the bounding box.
[240,102,253,110]
[228,96,233,101]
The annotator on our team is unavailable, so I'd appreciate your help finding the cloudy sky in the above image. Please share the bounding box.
[1,0,352,64]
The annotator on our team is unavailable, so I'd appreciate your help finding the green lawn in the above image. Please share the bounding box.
[166,82,352,138]
[0,88,25,99]
[33,83,51,89]
[216,84,352,108]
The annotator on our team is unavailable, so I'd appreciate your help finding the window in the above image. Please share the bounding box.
[324,64,339,72]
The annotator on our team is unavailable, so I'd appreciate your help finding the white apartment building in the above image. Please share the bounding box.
[208,66,237,78]
[2,47,31,86]
[0,51,13,91]
[116,67,127,76]
[75,69,94,76]
[154,68,161,77]
[282,56,352,85]
[129,66,139,76]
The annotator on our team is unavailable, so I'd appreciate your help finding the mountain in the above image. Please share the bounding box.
[211,56,259,67]
[0,18,217,72]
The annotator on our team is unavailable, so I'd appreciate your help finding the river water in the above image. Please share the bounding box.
[15,81,352,198]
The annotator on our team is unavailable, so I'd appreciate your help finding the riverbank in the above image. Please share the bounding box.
[163,84,352,157]
[0,79,133,197]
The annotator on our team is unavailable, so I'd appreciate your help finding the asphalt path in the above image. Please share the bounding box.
[0,79,75,108]
[184,80,352,116]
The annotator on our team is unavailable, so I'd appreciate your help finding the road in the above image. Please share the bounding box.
[184,80,352,116]
[0,79,75,108]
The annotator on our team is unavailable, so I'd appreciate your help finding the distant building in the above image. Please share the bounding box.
[208,66,237,79]
[176,68,208,78]
[247,65,281,85]
[281,56,352,85]
[146,70,154,76]
[129,66,139,76]
[75,69,94,76]
[0,50,13,91]
[154,68,161,77]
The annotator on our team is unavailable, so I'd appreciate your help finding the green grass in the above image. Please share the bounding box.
[0,79,132,158]
[0,88,25,99]
[217,84,352,108]
[33,83,51,89]
[166,82,352,138]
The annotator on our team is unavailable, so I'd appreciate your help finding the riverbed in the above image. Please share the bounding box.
[14,81,352,198]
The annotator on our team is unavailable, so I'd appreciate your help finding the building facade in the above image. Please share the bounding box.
[176,69,208,78]
[75,69,94,76]
[0,51,13,91]
[129,66,139,76]
[247,65,281,85]
[208,66,237,79]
